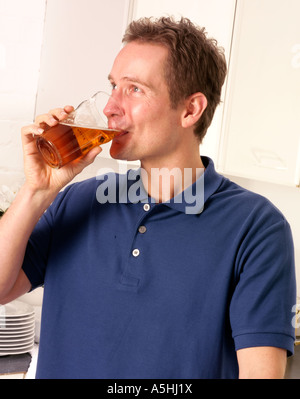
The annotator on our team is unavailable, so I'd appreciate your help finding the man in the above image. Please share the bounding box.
[0,17,296,378]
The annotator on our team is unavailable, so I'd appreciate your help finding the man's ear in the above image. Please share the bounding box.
[181,93,207,129]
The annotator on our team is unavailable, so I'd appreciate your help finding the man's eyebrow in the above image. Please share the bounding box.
[108,74,153,90]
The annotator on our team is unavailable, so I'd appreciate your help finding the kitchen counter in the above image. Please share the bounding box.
[0,352,32,379]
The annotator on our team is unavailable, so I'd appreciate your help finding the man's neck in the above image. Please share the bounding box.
[140,155,205,203]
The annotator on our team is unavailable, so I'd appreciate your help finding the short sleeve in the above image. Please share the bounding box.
[230,217,296,356]
[22,186,72,290]
[22,211,52,290]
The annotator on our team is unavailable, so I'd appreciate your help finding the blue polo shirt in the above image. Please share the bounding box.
[22,157,296,379]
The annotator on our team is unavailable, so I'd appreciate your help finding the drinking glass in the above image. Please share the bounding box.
[36,91,119,168]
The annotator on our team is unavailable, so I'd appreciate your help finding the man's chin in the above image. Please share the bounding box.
[109,148,138,163]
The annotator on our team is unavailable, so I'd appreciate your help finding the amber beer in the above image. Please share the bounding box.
[36,123,118,168]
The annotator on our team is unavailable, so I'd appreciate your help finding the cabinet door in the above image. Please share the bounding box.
[35,0,132,160]
[131,0,236,160]
[218,0,300,186]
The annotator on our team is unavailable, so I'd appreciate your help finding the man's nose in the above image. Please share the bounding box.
[103,94,124,118]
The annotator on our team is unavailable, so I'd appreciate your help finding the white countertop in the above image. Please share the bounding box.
[25,344,39,379]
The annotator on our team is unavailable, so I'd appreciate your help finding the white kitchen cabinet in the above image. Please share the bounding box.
[131,0,236,161]
[218,0,300,186]
[35,0,133,162]
[35,0,132,112]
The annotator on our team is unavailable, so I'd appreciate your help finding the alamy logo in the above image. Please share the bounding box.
[95,165,205,215]
[292,303,300,330]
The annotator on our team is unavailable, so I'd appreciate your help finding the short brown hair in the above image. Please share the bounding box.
[123,17,227,143]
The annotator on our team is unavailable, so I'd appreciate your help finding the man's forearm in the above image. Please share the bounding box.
[0,183,57,299]
[237,347,287,379]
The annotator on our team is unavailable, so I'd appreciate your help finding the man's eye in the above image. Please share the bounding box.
[130,86,144,96]
[111,83,117,90]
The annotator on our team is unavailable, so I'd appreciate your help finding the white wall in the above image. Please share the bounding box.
[0,0,46,186]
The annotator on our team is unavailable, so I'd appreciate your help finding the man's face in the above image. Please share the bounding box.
[104,41,185,166]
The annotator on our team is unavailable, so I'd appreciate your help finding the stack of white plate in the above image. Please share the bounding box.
[0,300,35,356]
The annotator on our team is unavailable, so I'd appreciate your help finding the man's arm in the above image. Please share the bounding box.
[0,107,102,304]
[0,183,53,303]
[237,346,287,379]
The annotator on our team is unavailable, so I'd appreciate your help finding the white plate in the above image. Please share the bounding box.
[0,323,34,334]
[0,325,35,334]
[0,340,34,349]
[0,344,34,356]
[0,342,34,351]
[0,314,35,322]
[0,333,35,343]
[0,300,34,318]
[0,318,35,328]
[0,314,35,323]
[0,330,35,339]
[0,337,34,348]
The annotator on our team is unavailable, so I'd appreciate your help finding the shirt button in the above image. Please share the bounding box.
[132,249,140,257]
[143,204,150,212]
[138,225,147,234]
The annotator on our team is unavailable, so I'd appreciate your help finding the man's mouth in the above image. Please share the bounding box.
[107,120,130,138]
[115,130,129,137]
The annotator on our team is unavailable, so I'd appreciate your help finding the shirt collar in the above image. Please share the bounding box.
[124,157,224,215]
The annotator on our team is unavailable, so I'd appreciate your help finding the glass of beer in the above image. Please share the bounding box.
[36,91,119,169]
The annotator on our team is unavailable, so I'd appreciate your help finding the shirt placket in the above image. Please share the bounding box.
[118,202,152,291]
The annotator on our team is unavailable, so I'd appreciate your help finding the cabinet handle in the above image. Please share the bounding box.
[251,148,287,170]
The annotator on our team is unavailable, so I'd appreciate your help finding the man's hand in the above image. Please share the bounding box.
[21,106,102,196]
